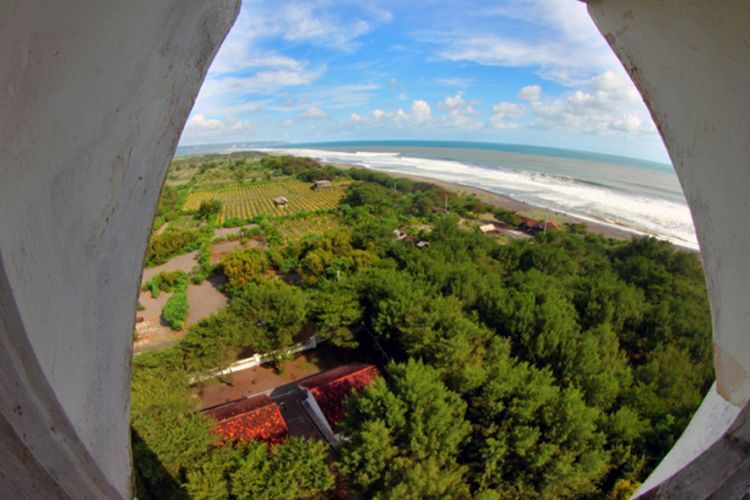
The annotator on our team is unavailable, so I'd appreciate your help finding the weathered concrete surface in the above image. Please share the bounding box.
[587,0,750,496]
[0,0,239,497]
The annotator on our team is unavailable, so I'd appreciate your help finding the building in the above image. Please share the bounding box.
[273,196,288,206]
[298,363,381,432]
[312,180,332,190]
[2,2,750,497]
[393,228,407,240]
[479,223,498,234]
[416,241,430,249]
[203,394,289,445]
[519,218,539,232]
[536,220,560,232]
[202,364,381,445]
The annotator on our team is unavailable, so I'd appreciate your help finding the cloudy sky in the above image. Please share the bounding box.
[180,0,670,163]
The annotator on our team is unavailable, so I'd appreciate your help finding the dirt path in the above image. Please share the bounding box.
[213,224,258,238]
[210,239,266,263]
[195,347,361,409]
[142,250,199,282]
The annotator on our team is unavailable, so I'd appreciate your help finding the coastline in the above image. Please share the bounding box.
[323,161,645,243]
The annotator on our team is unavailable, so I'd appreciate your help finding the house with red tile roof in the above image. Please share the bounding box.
[203,393,288,445]
[298,363,382,432]
[201,363,382,446]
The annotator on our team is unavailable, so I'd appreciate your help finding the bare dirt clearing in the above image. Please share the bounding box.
[142,250,199,282]
[186,274,229,326]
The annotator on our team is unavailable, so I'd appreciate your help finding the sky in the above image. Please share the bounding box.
[180,0,671,163]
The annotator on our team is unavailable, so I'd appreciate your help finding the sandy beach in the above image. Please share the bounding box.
[325,161,643,242]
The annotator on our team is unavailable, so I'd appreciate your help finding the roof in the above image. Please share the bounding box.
[479,223,497,233]
[203,394,289,444]
[273,196,288,204]
[314,179,331,185]
[299,363,381,431]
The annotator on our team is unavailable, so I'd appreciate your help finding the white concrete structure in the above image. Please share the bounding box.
[587,0,750,495]
[0,1,239,497]
[1,0,749,497]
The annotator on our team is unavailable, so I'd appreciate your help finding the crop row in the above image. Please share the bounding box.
[183,181,345,222]
[276,215,343,243]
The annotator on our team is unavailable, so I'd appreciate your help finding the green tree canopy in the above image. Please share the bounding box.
[338,359,472,498]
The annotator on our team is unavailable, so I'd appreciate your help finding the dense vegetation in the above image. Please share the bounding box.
[132,153,712,499]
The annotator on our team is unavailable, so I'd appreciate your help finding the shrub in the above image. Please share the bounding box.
[162,274,189,330]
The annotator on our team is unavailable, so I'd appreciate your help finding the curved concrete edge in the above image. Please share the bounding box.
[637,396,750,498]
[635,383,742,496]
[587,0,750,495]
[587,0,750,407]
[0,0,240,497]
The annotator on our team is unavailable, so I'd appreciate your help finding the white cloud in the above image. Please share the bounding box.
[490,102,525,128]
[349,99,433,128]
[300,105,328,120]
[185,114,223,132]
[410,100,432,124]
[526,72,656,136]
[182,114,255,144]
[518,85,542,102]
[432,0,620,86]
[194,64,325,113]
[439,94,483,130]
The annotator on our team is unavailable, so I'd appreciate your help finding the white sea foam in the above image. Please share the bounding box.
[258,148,699,250]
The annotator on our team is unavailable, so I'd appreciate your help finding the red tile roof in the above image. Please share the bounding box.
[299,363,381,432]
[203,394,289,444]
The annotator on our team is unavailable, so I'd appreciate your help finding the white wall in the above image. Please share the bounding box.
[0,1,239,496]
[587,0,750,494]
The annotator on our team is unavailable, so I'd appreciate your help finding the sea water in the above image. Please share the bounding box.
[180,140,698,250]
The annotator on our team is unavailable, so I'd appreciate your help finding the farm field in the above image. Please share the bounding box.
[276,215,343,243]
[183,180,346,223]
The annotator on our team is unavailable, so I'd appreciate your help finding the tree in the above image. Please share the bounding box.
[230,279,307,350]
[309,285,363,348]
[230,438,333,498]
[338,359,471,498]
[467,339,610,498]
[221,248,270,291]
[131,353,217,498]
[196,199,222,220]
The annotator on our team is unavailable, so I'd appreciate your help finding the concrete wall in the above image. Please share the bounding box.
[1,0,748,496]
[0,1,239,497]
[587,0,750,495]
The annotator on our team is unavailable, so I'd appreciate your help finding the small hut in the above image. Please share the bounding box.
[312,180,332,191]
[536,220,560,232]
[273,196,288,207]
[416,241,430,249]
[393,228,407,240]
[479,223,499,234]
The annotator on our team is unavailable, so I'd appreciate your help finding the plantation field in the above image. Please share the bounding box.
[276,215,343,244]
[183,180,346,223]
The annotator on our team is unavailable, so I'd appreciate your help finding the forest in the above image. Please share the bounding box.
[132,153,713,499]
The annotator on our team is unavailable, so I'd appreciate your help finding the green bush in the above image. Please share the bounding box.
[162,274,189,330]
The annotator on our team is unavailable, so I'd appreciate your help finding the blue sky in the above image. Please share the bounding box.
[180,0,671,163]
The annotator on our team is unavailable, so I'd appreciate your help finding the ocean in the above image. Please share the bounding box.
[178,140,697,250]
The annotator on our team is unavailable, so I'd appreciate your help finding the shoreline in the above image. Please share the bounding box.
[318,160,699,253]
[323,161,645,242]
